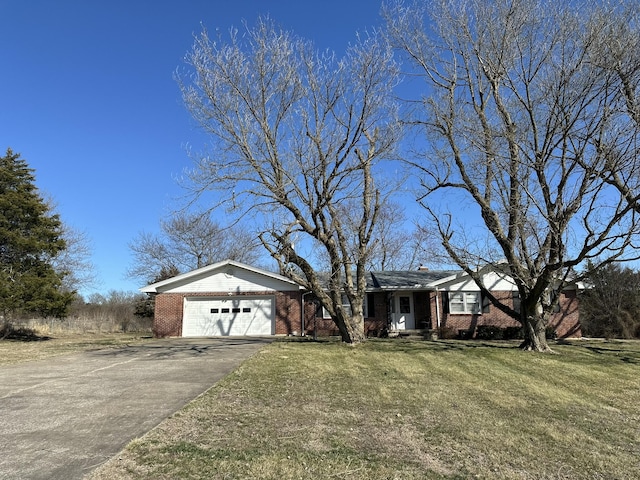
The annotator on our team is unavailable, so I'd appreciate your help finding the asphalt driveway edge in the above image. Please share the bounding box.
[0,337,274,480]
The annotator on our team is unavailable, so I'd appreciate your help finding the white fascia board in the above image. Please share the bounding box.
[428,263,513,289]
[428,271,470,288]
[374,285,435,291]
[139,259,303,293]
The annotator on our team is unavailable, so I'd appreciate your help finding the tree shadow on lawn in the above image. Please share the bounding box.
[0,325,51,342]
[293,336,640,364]
[296,337,522,353]
[578,344,640,364]
[433,339,640,363]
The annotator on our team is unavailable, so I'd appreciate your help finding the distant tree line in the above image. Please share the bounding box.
[66,291,153,334]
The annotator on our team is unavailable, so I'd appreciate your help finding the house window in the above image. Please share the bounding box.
[449,292,481,314]
[232,307,241,313]
[211,308,219,314]
[399,296,411,313]
[243,307,251,313]
[321,294,367,319]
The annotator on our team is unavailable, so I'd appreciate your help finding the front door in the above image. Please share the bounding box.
[391,293,415,330]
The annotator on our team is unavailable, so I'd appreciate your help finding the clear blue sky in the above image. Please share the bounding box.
[0,1,386,296]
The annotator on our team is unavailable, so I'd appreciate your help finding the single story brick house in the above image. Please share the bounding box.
[142,259,581,339]
[359,267,581,339]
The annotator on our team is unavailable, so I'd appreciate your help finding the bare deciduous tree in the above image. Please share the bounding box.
[52,224,97,293]
[585,4,640,212]
[128,210,261,284]
[44,196,98,294]
[310,200,426,272]
[178,18,400,343]
[384,0,640,351]
[365,201,424,271]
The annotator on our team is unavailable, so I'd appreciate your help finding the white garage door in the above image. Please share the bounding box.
[182,296,274,337]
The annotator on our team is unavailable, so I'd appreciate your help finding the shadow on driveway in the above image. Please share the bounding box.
[0,337,273,480]
[88,336,274,360]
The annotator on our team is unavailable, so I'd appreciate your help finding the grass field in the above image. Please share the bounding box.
[0,332,153,366]
[86,338,640,479]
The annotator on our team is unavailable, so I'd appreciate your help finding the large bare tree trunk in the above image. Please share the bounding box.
[520,302,552,352]
[335,311,367,344]
[521,317,551,352]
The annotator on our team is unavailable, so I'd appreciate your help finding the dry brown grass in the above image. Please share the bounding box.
[0,331,153,366]
[87,338,640,480]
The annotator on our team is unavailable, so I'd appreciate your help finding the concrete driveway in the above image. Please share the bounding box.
[0,337,273,480]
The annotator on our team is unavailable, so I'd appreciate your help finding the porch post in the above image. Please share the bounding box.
[435,289,441,329]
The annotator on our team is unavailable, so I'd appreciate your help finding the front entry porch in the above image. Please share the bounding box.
[389,291,415,331]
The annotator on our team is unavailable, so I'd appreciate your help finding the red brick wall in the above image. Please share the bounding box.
[274,291,303,335]
[433,290,581,338]
[440,291,519,336]
[152,290,304,337]
[367,292,389,336]
[154,293,184,337]
[549,290,582,338]
[428,291,439,330]
[302,292,388,337]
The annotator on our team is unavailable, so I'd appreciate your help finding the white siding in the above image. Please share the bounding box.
[445,271,517,291]
[157,266,295,294]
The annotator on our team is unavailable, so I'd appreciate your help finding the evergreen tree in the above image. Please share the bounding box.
[0,148,73,325]
[580,262,640,339]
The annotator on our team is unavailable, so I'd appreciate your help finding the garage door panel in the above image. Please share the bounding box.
[183,297,274,336]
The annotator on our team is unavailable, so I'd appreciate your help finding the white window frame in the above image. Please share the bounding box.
[449,291,481,314]
[322,294,371,319]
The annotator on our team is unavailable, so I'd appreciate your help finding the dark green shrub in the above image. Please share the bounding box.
[438,326,458,339]
[457,329,474,339]
[545,326,557,340]
[503,326,524,339]
[476,325,504,340]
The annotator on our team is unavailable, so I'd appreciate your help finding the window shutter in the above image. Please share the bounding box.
[442,291,449,314]
[482,294,491,313]
[367,294,375,318]
[512,291,521,314]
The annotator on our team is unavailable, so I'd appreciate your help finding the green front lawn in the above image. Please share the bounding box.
[89,339,640,479]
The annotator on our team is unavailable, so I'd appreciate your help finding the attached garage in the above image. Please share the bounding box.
[182,296,274,336]
[141,259,305,338]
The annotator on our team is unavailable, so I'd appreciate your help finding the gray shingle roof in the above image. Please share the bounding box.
[370,270,461,290]
[302,269,463,291]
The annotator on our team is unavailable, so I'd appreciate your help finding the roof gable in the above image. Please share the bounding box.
[140,259,303,294]
[432,270,518,291]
